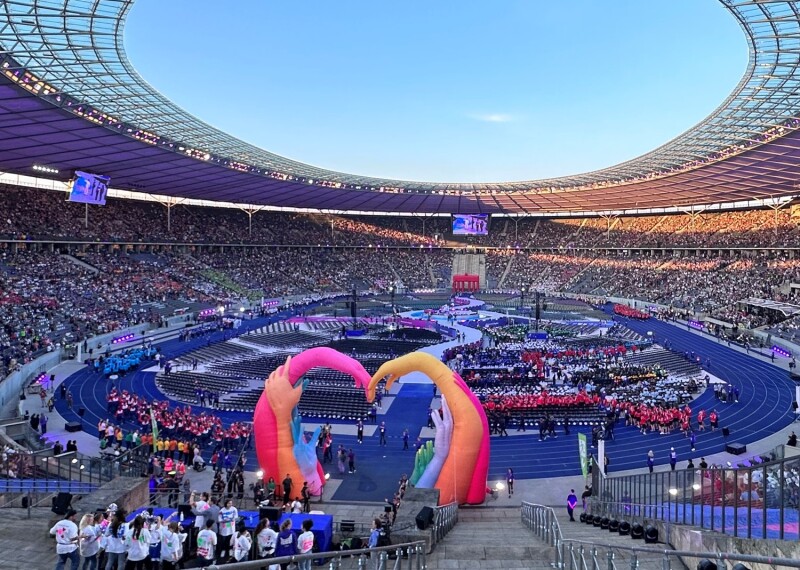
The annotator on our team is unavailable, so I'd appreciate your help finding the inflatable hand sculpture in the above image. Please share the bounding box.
[416,395,454,488]
[411,441,434,485]
[368,352,489,505]
[254,348,371,495]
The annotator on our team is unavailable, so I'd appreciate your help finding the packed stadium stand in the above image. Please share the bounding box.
[7,0,800,567]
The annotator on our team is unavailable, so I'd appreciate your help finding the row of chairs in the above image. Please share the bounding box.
[625,347,701,377]
[241,330,326,349]
[486,405,607,426]
[156,371,248,402]
[546,323,600,337]
[172,342,255,366]
[326,338,432,355]
[208,353,294,380]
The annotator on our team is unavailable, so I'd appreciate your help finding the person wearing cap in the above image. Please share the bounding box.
[50,509,80,569]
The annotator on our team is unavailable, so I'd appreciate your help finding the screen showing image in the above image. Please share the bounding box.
[452,213,489,235]
[69,171,110,205]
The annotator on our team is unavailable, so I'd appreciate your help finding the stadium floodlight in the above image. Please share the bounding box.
[32,164,58,174]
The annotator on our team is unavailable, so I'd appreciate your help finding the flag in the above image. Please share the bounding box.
[578,433,588,479]
[149,407,158,453]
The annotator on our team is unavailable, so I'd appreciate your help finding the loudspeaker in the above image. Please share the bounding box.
[65,421,82,433]
[340,520,355,533]
[259,506,281,522]
[78,407,85,418]
[697,559,717,570]
[726,442,747,455]
[722,427,730,437]
[415,506,434,530]
[793,402,798,411]
[384,505,393,513]
[51,492,73,515]
[644,525,659,544]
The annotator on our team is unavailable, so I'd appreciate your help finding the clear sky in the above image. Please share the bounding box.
[125,0,746,183]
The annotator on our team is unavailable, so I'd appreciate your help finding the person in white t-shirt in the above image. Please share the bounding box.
[103,512,129,570]
[190,491,211,529]
[159,521,187,570]
[297,519,315,570]
[50,509,80,570]
[195,519,218,564]
[125,515,152,569]
[290,497,303,514]
[232,526,253,562]
[78,513,102,570]
[217,498,238,560]
[255,518,278,565]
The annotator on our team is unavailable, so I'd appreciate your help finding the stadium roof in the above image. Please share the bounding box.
[1,0,800,213]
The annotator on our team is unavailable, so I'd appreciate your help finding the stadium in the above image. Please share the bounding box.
[2,0,800,568]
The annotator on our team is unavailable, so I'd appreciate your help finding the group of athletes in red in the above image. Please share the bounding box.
[105,388,252,448]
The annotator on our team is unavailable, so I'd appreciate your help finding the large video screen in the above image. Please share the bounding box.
[452,213,489,235]
[68,171,110,205]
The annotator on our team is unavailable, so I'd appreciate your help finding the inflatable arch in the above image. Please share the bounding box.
[253,348,490,505]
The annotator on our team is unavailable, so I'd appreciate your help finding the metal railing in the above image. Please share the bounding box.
[521,502,563,547]
[199,541,427,570]
[521,501,565,569]
[431,501,458,545]
[558,542,800,570]
[0,443,152,513]
[597,453,800,540]
[522,502,800,570]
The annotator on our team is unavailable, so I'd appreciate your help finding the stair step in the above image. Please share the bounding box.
[424,507,553,569]
[436,545,553,559]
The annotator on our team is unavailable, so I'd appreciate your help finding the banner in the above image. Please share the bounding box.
[578,433,588,479]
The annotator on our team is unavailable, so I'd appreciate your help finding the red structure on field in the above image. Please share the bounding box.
[452,274,479,293]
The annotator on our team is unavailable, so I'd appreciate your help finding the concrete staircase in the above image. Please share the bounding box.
[452,253,487,289]
[428,507,554,569]
[498,255,515,288]
[60,253,99,274]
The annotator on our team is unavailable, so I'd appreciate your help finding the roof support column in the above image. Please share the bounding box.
[766,197,789,239]
[152,196,185,233]
[237,205,266,237]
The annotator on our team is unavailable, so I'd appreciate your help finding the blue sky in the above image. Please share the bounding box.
[125,0,745,183]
